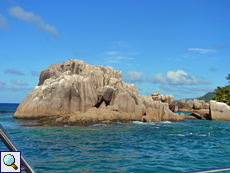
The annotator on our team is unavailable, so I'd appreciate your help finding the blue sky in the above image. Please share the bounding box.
[0,0,230,103]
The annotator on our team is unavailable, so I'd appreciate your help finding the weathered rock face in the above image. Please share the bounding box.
[14,59,184,125]
[209,100,230,121]
[177,99,209,112]
[14,71,99,118]
[142,101,184,122]
[176,99,186,109]
[151,91,176,112]
[159,94,176,112]
[193,99,202,109]
[140,95,184,122]
[109,87,146,121]
[184,100,194,109]
[38,60,123,88]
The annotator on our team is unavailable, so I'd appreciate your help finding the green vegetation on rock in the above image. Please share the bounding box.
[212,74,230,105]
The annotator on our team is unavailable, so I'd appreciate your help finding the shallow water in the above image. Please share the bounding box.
[1,103,230,173]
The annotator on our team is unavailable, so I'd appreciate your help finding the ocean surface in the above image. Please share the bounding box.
[1,103,230,173]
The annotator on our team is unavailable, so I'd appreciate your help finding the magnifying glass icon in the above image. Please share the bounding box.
[3,154,18,170]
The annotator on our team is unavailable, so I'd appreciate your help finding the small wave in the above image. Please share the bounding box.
[132,121,147,125]
[161,121,172,123]
[132,121,156,125]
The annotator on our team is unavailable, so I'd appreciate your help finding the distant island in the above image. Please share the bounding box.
[197,92,215,103]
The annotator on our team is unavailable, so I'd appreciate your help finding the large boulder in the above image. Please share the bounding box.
[158,94,176,112]
[151,91,176,112]
[176,99,186,109]
[209,100,230,121]
[177,99,210,112]
[193,99,202,109]
[142,101,184,122]
[204,102,210,109]
[184,100,194,109]
[109,87,146,120]
[139,95,184,122]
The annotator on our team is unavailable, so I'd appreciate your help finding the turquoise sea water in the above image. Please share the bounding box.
[1,103,230,173]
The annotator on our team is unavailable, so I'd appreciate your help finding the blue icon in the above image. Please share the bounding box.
[3,154,18,170]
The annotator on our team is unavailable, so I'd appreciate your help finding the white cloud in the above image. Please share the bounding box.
[107,60,120,63]
[105,55,133,64]
[123,71,144,83]
[187,48,216,53]
[145,70,212,86]
[114,56,133,60]
[198,79,212,84]
[0,14,9,29]
[166,70,198,85]
[8,6,59,37]
[145,73,167,83]
[105,51,119,55]
[145,70,198,85]
[10,79,28,86]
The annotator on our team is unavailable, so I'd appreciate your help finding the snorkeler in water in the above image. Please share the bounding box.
[184,132,193,136]
[184,132,210,136]
[196,133,210,136]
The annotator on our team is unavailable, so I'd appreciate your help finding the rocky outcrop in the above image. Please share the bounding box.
[142,102,184,122]
[109,87,146,120]
[176,99,186,109]
[209,100,230,121]
[14,59,184,125]
[151,91,176,112]
[177,99,209,112]
[139,95,184,122]
[184,100,194,109]
[193,99,202,109]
